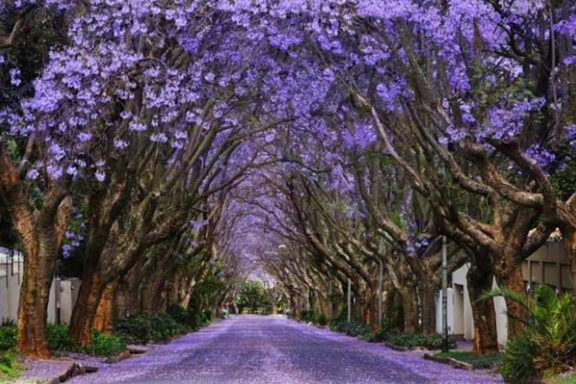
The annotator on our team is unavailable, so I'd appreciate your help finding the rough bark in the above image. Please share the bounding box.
[17,246,51,359]
[94,283,115,335]
[69,273,106,346]
[420,280,437,336]
[496,265,526,339]
[467,262,499,355]
[399,284,419,333]
[13,198,71,357]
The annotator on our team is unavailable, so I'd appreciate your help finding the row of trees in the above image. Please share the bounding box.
[0,0,288,357]
[221,0,576,358]
[1,0,575,361]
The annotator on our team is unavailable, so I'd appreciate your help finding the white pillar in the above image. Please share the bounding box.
[442,236,449,351]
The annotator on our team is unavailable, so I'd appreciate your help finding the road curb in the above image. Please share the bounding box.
[423,353,475,371]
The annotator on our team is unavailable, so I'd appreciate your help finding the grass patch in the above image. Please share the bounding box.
[434,351,502,369]
[546,373,576,384]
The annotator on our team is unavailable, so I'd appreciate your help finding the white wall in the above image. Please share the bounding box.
[450,263,508,346]
[0,255,80,325]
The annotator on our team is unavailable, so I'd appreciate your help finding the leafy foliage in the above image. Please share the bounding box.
[47,324,75,351]
[115,308,209,345]
[0,326,16,351]
[0,324,126,357]
[0,351,25,380]
[313,313,328,326]
[234,281,271,315]
[329,320,372,338]
[80,332,126,357]
[300,310,314,322]
[485,285,576,383]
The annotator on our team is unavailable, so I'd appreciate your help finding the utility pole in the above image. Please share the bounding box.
[378,259,383,327]
[347,278,352,323]
[442,235,449,352]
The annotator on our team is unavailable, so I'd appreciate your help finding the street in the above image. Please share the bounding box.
[68,316,501,384]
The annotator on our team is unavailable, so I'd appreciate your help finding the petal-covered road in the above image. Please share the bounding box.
[68,315,502,384]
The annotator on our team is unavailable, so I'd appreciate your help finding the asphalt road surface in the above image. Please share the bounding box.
[68,315,502,384]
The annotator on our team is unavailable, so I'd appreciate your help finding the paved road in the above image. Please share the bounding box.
[68,315,502,384]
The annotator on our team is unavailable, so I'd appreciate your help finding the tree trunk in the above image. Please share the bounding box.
[399,284,418,333]
[69,272,106,346]
[497,266,526,339]
[17,245,53,358]
[467,262,499,355]
[420,280,437,336]
[94,282,115,335]
[15,199,72,358]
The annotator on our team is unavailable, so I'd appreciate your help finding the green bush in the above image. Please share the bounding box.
[0,351,25,380]
[187,311,211,330]
[386,332,423,348]
[115,314,156,345]
[421,334,457,350]
[167,304,189,325]
[499,332,539,383]
[115,311,200,345]
[300,309,314,322]
[313,314,327,326]
[150,313,187,341]
[361,326,457,349]
[366,321,396,343]
[484,285,576,383]
[81,332,126,357]
[47,324,74,351]
[329,320,372,337]
[0,326,17,351]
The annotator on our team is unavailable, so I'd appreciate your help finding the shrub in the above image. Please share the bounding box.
[368,321,396,343]
[300,309,314,322]
[81,332,126,357]
[348,322,372,337]
[313,314,327,326]
[421,334,457,350]
[499,332,539,383]
[0,351,25,379]
[329,320,372,337]
[115,311,197,345]
[150,313,187,342]
[47,324,74,351]
[187,311,211,330]
[485,285,576,383]
[385,332,423,348]
[115,314,155,345]
[0,326,17,351]
[330,319,353,333]
[167,304,189,325]
[365,328,457,350]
